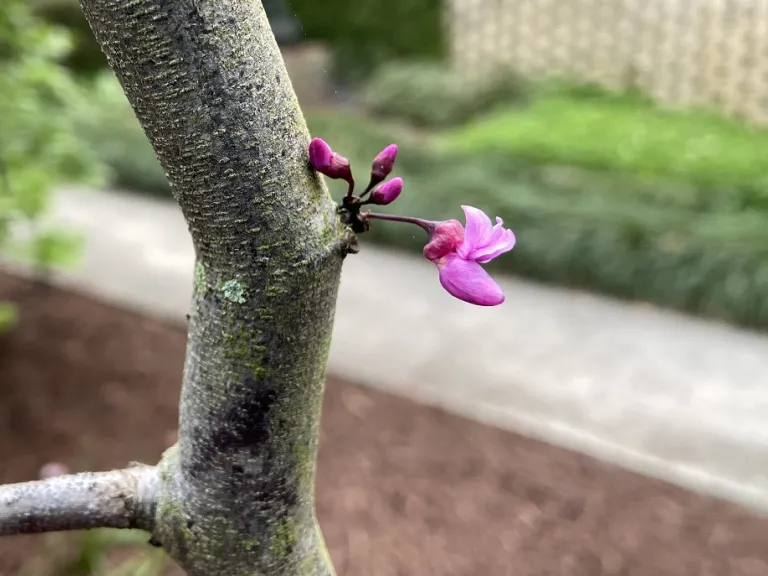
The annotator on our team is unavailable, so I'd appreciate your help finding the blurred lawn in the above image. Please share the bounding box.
[439,95,768,206]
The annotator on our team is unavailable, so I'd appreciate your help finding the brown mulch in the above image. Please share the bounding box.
[1,271,767,575]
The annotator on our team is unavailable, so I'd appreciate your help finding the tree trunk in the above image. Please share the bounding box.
[74,1,346,573]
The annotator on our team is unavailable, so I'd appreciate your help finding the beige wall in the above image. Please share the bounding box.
[447,0,768,123]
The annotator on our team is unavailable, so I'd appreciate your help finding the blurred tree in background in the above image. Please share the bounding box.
[34,0,445,84]
[288,0,444,83]
[0,0,102,331]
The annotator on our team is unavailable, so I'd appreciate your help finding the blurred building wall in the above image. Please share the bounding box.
[447,0,768,123]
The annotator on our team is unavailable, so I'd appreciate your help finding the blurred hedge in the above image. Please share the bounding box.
[362,62,530,128]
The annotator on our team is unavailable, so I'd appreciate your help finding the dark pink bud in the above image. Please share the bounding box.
[423,219,464,262]
[371,144,398,183]
[369,177,403,205]
[326,153,352,181]
[309,138,332,171]
[309,138,353,182]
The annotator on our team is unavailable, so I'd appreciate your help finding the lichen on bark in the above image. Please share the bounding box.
[77,0,346,574]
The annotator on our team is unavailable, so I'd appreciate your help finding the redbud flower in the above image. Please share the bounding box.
[309,138,353,182]
[370,144,398,185]
[424,206,515,306]
[369,177,403,205]
[369,205,515,306]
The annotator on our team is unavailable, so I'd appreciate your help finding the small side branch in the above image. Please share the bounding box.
[0,467,157,536]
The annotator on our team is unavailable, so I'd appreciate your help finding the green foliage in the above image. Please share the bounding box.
[288,0,444,83]
[66,529,167,576]
[71,73,169,196]
[362,61,530,128]
[0,301,18,332]
[0,0,101,331]
[32,0,107,77]
[439,94,768,208]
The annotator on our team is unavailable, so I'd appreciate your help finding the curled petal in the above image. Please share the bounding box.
[309,138,332,171]
[458,205,494,258]
[437,254,505,306]
[423,219,464,262]
[473,218,516,263]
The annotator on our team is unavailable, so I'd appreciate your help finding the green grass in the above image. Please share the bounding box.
[439,96,768,210]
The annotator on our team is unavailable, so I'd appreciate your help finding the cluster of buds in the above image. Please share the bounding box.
[309,138,403,210]
[308,137,516,307]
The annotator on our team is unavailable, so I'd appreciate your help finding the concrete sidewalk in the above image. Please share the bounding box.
[8,187,768,513]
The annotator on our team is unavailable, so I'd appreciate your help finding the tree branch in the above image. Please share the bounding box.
[77,1,346,574]
[0,467,157,536]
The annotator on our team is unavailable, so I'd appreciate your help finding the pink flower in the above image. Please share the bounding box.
[369,177,403,205]
[423,206,515,306]
[309,138,353,182]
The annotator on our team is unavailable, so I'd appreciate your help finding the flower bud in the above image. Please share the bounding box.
[309,138,353,182]
[309,138,332,171]
[369,177,403,205]
[370,144,398,184]
[326,153,353,181]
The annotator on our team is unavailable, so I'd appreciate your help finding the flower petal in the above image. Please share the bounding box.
[458,205,494,258]
[437,254,505,306]
[473,225,516,263]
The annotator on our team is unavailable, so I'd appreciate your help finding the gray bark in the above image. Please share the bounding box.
[0,468,156,536]
[0,0,348,574]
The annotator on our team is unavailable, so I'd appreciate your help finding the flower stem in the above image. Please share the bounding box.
[359,176,378,199]
[366,212,433,232]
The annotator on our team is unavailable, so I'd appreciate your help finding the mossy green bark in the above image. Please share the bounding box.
[77,1,346,574]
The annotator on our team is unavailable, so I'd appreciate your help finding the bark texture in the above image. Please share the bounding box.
[76,1,347,573]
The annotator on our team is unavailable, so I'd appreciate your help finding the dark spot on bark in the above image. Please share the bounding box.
[232,464,245,474]
[275,73,280,84]
[280,149,287,158]
[187,518,195,530]
[210,376,277,452]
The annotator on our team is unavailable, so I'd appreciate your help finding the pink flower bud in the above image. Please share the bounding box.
[369,177,403,205]
[371,144,398,183]
[326,153,352,181]
[309,138,332,171]
[309,138,353,182]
